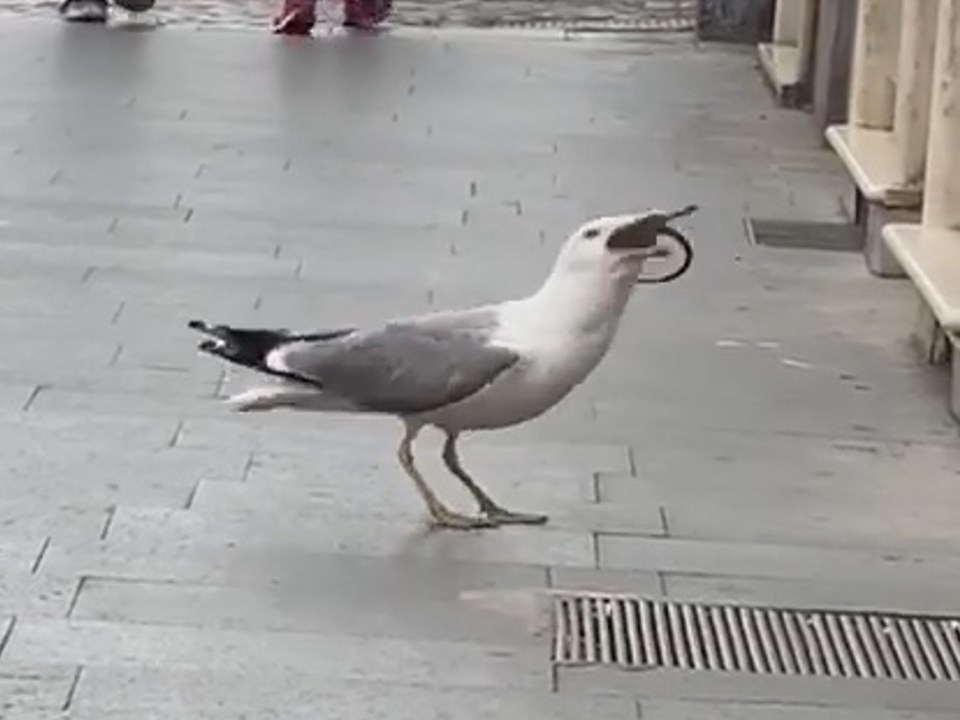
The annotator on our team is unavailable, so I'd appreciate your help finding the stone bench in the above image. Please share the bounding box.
[884,223,960,417]
[825,125,923,277]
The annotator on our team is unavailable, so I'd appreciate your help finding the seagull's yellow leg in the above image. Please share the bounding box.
[397,424,497,530]
[441,433,548,526]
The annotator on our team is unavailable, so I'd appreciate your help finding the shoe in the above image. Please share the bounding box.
[272,0,316,35]
[343,0,391,28]
[59,0,108,22]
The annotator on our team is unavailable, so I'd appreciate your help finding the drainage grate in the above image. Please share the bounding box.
[746,218,861,252]
[553,592,960,681]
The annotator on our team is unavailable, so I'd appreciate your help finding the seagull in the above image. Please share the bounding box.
[189,207,696,530]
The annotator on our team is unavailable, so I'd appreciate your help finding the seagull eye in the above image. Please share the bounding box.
[583,228,601,240]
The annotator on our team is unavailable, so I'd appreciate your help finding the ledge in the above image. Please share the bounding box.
[825,125,922,208]
[757,42,802,102]
[884,223,960,331]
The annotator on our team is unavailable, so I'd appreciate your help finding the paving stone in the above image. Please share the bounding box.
[661,572,960,617]
[558,666,960,713]
[69,669,634,720]
[69,557,548,643]
[0,383,33,413]
[0,661,77,717]
[641,700,959,719]
[598,435,960,550]
[549,566,662,595]
[5,618,552,690]
[598,535,960,586]
[0,570,78,619]
[100,505,596,568]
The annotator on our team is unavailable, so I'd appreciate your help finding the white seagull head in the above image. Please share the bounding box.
[552,207,692,287]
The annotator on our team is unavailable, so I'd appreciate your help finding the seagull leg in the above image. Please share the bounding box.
[442,433,548,526]
[398,425,496,530]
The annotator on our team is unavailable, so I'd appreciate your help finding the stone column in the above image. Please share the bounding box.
[892,0,938,187]
[772,0,806,44]
[848,0,903,129]
[922,0,960,230]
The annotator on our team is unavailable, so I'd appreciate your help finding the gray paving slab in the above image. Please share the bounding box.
[69,558,548,643]
[68,669,635,720]
[0,661,76,717]
[598,435,960,551]
[191,477,661,535]
[558,666,960,713]
[99,505,597,567]
[641,700,959,719]
[598,534,960,586]
[662,573,960,616]
[549,566,662,595]
[4,618,552,690]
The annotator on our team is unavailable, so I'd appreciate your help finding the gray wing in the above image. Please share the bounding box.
[272,308,519,415]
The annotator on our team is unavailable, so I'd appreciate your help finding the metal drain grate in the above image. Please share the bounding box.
[746,218,862,252]
[553,592,960,681]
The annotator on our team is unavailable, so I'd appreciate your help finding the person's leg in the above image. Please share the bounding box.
[343,0,392,28]
[272,0,317,34]
[59,0,108,22]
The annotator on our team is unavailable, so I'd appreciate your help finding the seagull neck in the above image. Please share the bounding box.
[526,268,633,332]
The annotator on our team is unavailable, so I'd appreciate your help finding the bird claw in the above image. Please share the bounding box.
[428,509,499,530]
[482,508,549,526]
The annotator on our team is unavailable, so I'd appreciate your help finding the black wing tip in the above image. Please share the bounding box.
[188,319,210,332]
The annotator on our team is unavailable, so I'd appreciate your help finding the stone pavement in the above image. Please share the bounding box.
[1,16,960,720]
[3,0,696,30]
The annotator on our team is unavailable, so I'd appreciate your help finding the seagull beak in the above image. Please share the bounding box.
[606,205,698,254]
[605,215,663,251]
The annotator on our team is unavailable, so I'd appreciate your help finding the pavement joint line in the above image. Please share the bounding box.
[167,419,185,448]
[66,577,89,619]
[30,537,51,575]
[182,207,194,223]
[590,531,600,570]
[99,506,117,541]
[106,216,118,234]
[61,666,83,712]
[183,480,201,510]
[590,472,601,504]
[213,368,229,398]
[634,700,643,720]
[658,506,670,537]
[108,344,123,367]
[241,452,256,482]
[0,616,17,662]
[252,295,263,310]
[21,384,44,412]
[657,571,667,597]
[80,266,96,283]
[626,445,637,477]
[544,566,555,589]
[110,301,126,325]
